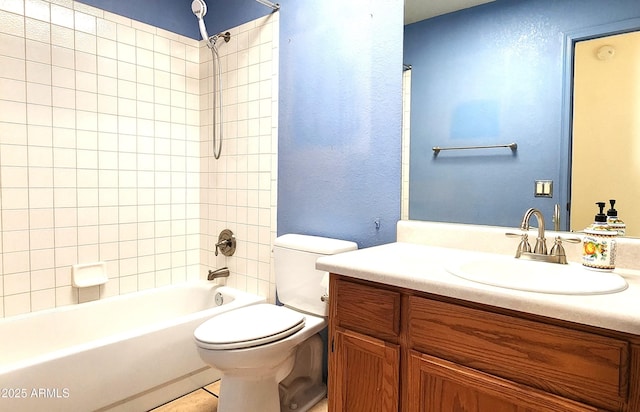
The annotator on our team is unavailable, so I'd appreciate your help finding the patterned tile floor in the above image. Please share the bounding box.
[150,380,328,412]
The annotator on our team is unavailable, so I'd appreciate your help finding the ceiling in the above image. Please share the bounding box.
[404,0,495,25]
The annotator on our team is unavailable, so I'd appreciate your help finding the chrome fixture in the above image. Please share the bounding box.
[191,0,210,46]
[215,229,236,257]
[432,142,517,155]
[255,0,280,11]
[521,208,547,255]
[191,0,230,159]
[553,203,561,231]
[506,208,580,264]
[208,267,230,280]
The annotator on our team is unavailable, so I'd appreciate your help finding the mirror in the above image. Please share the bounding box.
[570,31,640,236]
[403,0,640,237]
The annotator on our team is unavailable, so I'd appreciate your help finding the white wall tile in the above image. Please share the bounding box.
[30,208,54,229]
[51,25,74,49]
[3,251,31,274]
[116,23,135,46]
[31,268,56,291]
[25,17,50,43]
[30,248,55,270]
[75,31,95,54]
[3,230,30,253]
[31,289,55,312]
[0,0,24,14]
[74,10,96,35]
[1,4,278,316]
[4,293,31,317]
[2,209,29,231]
[51,4,74,29]
[0,33,26,59]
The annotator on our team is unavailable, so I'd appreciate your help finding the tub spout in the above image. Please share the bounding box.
[208,267,230,281]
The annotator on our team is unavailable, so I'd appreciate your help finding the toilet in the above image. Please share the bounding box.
[194,234,357,412]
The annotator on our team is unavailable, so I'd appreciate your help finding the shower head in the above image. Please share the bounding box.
[191,0,211,46]
[191,0,207,18]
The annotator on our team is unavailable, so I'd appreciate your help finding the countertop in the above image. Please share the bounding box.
[316,242,640,335]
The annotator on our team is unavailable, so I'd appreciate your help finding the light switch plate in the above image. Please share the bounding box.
[534,180,553,197]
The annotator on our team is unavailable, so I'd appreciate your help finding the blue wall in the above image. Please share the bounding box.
[405,0,640,229]
[277,0,403,248]
[76,0,404,249]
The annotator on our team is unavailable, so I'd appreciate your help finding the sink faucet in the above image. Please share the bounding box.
[520,208,547,255]
[507,208,580,264]
[208,267,230,280]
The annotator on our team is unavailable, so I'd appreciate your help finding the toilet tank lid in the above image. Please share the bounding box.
[275,234,358,255]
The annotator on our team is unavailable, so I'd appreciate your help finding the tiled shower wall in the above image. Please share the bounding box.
[0,0,279,318]
[199,13,279,302]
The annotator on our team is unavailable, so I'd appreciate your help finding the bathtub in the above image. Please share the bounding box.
[0,281,265,412]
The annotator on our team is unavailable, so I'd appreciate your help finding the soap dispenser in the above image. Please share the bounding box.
[582,202,617,271]
[606,199,626,236]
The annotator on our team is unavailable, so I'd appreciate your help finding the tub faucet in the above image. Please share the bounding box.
[208,267,230,280]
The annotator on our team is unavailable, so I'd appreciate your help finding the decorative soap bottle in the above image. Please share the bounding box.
[606,199,626,236]
[582,202,617,271]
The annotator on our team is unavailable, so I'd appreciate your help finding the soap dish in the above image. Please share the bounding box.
[72,262,108,288]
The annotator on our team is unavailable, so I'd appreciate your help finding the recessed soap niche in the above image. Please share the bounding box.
[72,262,108,288]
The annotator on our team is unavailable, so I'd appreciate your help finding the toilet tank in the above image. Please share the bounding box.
[274,234,357,317]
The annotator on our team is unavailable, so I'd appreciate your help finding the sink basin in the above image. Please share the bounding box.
[446,255,628,295]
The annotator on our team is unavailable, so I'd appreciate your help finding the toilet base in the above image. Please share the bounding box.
[279,381,326,412]
[217,374,283,412]
[214,334,326,412]
[279,334,327,412]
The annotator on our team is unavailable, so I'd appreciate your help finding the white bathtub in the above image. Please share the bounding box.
[0,281,265,412]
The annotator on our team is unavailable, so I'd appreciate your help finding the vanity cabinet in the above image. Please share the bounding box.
[328,275,640,412]
[329,277,401,411]
[407,352,597,412]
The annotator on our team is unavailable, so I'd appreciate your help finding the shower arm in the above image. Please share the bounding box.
[255,0,279,11]
[210,31,231,45]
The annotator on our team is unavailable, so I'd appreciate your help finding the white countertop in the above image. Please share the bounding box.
[316,242,640,335]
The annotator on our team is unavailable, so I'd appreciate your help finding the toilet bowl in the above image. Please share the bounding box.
[195,304,326,411]
[194,234,357,412]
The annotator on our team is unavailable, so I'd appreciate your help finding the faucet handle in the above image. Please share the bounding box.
[549,237,567,264]
[517,233,532,257]
[506,232,531,257]
[557,236,581,244]
[549,236,581,264]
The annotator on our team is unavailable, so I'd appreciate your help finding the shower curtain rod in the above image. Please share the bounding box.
[255,0,280,10]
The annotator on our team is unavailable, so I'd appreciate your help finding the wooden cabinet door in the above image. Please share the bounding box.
[407,351,598,412]
[329,328,399,412]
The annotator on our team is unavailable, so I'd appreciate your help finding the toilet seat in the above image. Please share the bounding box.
[194,304,306,350]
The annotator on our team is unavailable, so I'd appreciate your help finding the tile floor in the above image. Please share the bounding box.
[150,380,328,412]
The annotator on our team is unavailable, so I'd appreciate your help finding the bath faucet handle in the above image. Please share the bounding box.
[214,229,236,257]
